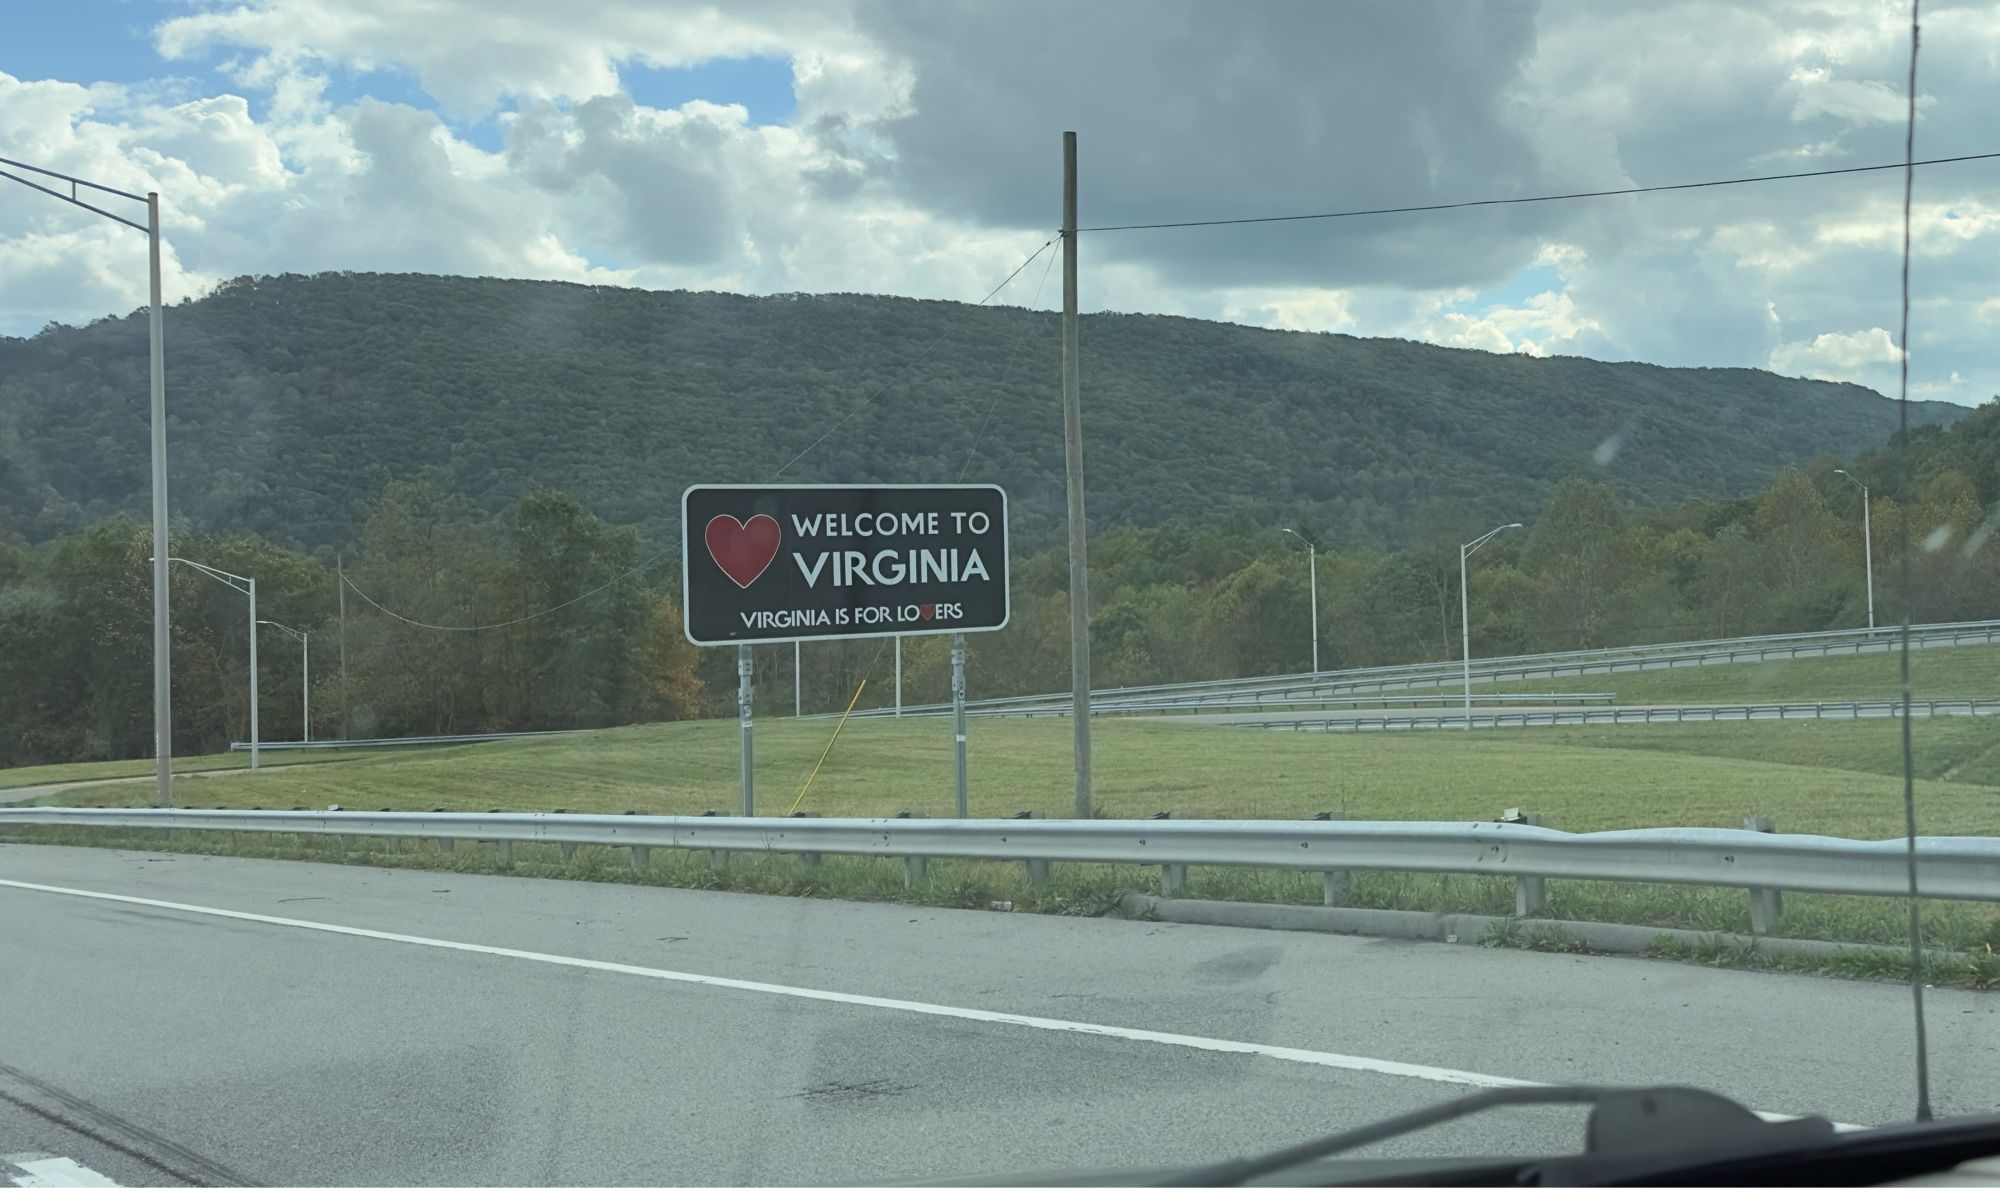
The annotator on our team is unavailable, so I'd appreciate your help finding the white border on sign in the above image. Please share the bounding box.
[680,483,1012,646]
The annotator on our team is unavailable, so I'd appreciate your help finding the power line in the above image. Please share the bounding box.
[1077,151,2000,233]
[339,561,666,632]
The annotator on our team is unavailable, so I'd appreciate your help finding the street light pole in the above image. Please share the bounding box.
[0,155,172,805]
[1835,470,1877,630]
[258,621,310,742]
[167,557,259,768]
[1279,529,1319,674]
[1460,523,1523,727]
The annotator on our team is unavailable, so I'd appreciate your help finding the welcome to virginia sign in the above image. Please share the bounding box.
[681,484,1010,645]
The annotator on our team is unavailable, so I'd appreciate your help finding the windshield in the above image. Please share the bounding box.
[2,2,1997,1185]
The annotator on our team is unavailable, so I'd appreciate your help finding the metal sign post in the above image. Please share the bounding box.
[683,484,1010,821]
[738,644,754,815]
[951,633,968,818]
[682,484,1009,645]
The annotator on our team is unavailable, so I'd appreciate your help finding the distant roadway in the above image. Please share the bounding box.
[2,844,1995,1185]
[1167,700,2000,729]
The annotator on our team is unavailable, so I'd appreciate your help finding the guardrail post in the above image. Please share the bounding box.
[480,809,511,865]
[1154,812,1187,896]
[622,810,651,871]
[1313,811,1350,906]
[554,807,578,861]
[1744,815,1783,933]
[897,811,928,886]
[951,633,969,818]
[1504,810,1547,916]
[792,811,822,872]
[431,809,454,854]
[1015,811,1051,886]
[697,809,728,870]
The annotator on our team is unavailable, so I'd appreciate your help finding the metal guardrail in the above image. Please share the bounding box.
[978,691,1618,719]
[229,730,583,752]
[1260,698,2000,732]
[4,809,1996,911]
[862,618,2000,719]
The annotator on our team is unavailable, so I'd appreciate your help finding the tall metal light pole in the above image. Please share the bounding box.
[0,155,171,805]
[168,557,258,768]
[258,620,310,742]
[1460,523,1522,727]
[1279,528,1319,674]
[1835,469,1877,630]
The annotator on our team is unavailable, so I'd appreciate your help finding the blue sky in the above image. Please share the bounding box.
[3,2,797,151]
[7,1,168,88]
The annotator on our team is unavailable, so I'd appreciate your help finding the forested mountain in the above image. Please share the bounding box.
[0,271,1969,552]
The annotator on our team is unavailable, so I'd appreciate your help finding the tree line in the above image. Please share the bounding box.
[4,430,1996,768]
[1,271,1963,555]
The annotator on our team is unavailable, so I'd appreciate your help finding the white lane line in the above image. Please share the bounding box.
[3,1154,121,1187]
[0,877,1858,1129]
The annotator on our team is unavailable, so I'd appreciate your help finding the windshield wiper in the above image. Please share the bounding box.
[1161,1085,1836,1187]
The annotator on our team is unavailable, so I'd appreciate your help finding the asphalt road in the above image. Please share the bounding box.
[3,844,1996,1186]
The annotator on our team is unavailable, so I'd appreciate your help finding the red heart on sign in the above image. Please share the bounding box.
[919,603,935,620]
[705,514,782,589]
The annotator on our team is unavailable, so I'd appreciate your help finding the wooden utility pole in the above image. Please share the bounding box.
[1061,131,1093,817]
[337,553,349,739]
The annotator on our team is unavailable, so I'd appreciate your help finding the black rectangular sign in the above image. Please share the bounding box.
[682,484,1010,645]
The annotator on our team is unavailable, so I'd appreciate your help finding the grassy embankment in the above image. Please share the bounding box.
[5,647,1996,984]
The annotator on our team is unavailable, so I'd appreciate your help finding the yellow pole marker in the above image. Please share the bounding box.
[789,679,867,816]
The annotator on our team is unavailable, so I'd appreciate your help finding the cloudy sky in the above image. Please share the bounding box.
[2,0,1995,403]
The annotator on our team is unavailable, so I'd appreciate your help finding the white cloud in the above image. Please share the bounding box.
[154,0,850,118]
[1768,326,1903,379]
[1220,288,1357,334]
[2,0,1998,408]
[1415,289,1604,358]
[1783,65,1912,125]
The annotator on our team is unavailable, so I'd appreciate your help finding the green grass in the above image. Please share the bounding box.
[1641,934,2000,990]
[1480,920,1593,953]
[9,646,1997,983]
[15,714,1999,840]
[1492,717,2000,785]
